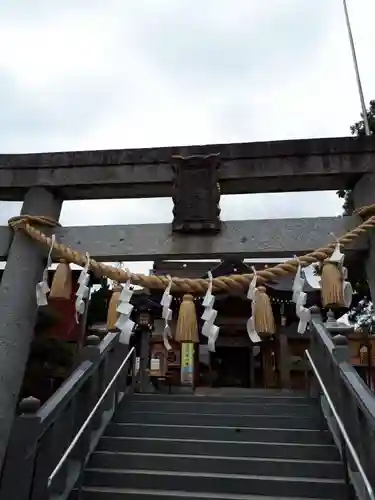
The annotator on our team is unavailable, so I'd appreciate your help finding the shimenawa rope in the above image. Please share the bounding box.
[7,207,375,295]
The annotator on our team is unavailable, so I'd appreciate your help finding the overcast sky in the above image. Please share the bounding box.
[0,0,373,274]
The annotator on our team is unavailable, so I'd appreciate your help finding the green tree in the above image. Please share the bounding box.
[337,100,375,215]
[350,100,375,137]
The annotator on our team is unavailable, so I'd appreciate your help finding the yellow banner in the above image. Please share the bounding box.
[181,343,194,385]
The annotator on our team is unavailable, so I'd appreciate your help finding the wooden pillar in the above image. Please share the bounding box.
[0,187,62,468]
[249,345,255,388]
[262,339,276,388]
[208,352,213,387]
[139,329,151,393]
[261,342,269,388]
[279,332,291,389]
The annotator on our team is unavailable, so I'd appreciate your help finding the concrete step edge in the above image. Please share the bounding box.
[118,411,318,418]
[100,436,336,448]
[92,450,342,464]
[81,485,326,499]
[134,388,309,399]
[129,401,314,407]
[85,467,346,484]
[109,422,330,432]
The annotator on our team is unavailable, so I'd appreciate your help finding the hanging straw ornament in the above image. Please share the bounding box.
[36,234,55,307]
[246,269,262,343]
[253,286,276,336]
[160,276,173,350]
[176,294,199,344]
[115,280,135,344]
[49,260,72,299]
[107,286,121,330]
[320,238,345,308]
[201,271,219,352]
[75,252,91,324]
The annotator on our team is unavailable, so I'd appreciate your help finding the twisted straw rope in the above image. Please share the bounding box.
[8,208,375,294]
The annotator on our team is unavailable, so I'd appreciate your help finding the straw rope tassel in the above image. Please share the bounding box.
[320,262,345,308]
[107,287,121,331]
[175,294,199,343]
[253,286,276,336]
[49,261,72,299]
[320,236,346,309]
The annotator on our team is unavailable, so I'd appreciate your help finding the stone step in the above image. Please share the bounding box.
[123,400,318,417]
[97,436,340,461]
[132,392,311,404]
[113,411,324,430]
[83,468,346,499]
[106,423,333,445]
[77,486,336,500]
[88,451,343,479]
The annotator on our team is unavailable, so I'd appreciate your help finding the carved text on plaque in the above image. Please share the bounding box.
[171,154,221,233]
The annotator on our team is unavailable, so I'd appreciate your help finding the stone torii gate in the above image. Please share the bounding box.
[0,135,375,468]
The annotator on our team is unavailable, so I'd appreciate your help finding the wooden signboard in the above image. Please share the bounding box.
[149,345,166,377]
[181,343,194,385]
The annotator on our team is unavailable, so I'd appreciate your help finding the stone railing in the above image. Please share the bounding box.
[0,332,137,500]
[308,307,375,499]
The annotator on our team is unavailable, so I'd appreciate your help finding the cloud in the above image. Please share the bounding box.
[128,0,334,88]
[0,0,372,152]
[0,0,373,275]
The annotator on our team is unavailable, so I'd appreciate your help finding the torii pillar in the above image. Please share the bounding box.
[353,174,375,300]
[0,188,62,468]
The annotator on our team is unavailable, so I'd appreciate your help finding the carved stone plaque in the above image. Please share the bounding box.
[171,154,221,233]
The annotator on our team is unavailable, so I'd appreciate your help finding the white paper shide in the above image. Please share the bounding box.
[292,258,311,334]
[160,276,173,351]
[115,280,135,344]
[36,234,55,307]
[246,270,262,343]
[75,252,91,323]
[201,272,220,352]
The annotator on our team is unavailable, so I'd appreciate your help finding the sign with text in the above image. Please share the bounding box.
[181,342,194,385]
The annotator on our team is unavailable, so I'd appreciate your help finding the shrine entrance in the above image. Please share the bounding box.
[197,341,267,389]
[210,346,250,387]
[197,337,280,390]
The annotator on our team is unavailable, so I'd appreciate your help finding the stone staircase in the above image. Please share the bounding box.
[77,391,346,499]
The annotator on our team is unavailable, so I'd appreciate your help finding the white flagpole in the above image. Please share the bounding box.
[342,0,370,135]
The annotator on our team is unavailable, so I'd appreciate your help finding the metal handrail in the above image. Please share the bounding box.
[47,346,136,488]
[305,349,375,500]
